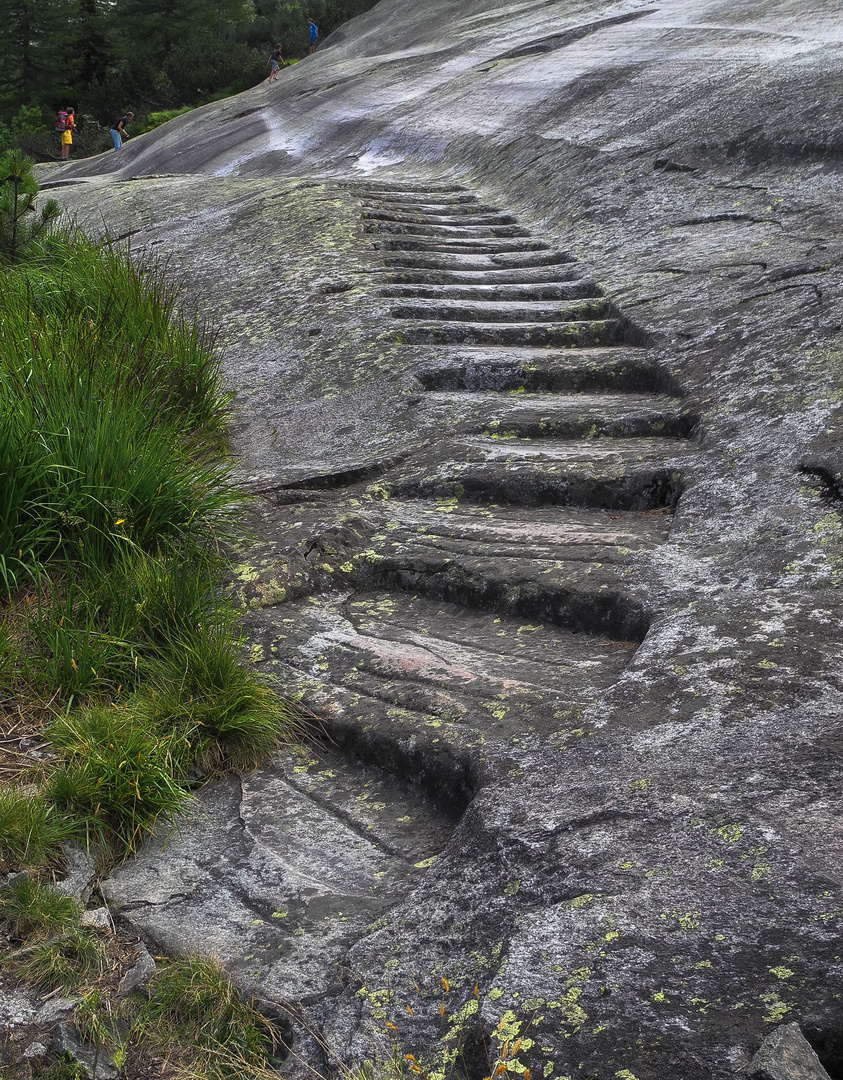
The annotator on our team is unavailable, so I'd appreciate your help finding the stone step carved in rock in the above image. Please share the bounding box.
[381,251,576,270]
[382,265,583,284]
[245,588,641,768]
[336,500,667,639]
[362,208,519,225]
[363,200,511,216]
[413,346,665,394]
[390,298,612,323]
[366,222,532,239]
[377,237,552,254]
[417,390,697,439]
[381,281,602,301]
[102,745,458,1003]
[351,185,469,198]
[380,436,689,510]
[399,317,628,348]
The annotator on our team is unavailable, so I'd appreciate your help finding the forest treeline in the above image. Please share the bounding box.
[0,0,379,157]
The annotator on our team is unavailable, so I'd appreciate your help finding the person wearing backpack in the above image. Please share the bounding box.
[110,112,134,150]
[307,18,318,54]
[59,107,76,161]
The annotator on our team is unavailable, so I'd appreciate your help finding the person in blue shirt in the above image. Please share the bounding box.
[307,18,318,54]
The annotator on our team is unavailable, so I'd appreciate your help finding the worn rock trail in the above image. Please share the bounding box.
[248,181,696,752]
[103,180,699,1018]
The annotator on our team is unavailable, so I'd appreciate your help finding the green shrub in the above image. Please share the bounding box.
[138,105,194,134]
[0,150,60,263]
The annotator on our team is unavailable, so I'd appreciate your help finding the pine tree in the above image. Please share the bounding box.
[113,0,254,68]
[0,149,60,263]
[73,0,113,95]
[0,0,77,119]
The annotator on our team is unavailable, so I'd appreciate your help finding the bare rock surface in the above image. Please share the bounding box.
[38,1,843,1078]
[102,747,457,1004]
[750,1023,833,1080]
[116,942,156,998]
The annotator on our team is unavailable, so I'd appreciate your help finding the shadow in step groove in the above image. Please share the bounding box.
[356,560,651,642]
[414,352,666,394]
[381,281,603,300]
[277,457,408,492]
[387,465,685,512]
[304,703,477,812]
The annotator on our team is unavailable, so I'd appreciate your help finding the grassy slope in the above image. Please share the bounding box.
[0,169,295,1077]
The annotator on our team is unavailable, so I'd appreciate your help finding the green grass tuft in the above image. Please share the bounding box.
[139,624,294,773]
[0,874,78,939]
[134,955,282,1077]
[0,788,75,868]
[46,706,193,853]
[0,229,233,593]
[0,877,108,992]
[17,924,106,991]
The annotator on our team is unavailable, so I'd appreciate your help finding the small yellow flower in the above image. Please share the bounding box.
[441,977,449,994]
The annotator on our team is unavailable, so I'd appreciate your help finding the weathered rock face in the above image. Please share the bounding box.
[39,2,843,1078]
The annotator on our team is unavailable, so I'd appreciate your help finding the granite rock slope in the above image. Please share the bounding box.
[36,1,843,1078]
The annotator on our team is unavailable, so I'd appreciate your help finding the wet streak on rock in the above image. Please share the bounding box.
[489,9,657,62]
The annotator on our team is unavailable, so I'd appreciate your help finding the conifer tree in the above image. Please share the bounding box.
[0,149,60,263]
[72,0,113,95]
[0,0,76,118]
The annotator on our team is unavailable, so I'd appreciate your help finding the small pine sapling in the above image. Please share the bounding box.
[0,150,60,263]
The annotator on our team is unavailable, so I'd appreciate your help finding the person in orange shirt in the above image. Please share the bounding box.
[60,107,76,161]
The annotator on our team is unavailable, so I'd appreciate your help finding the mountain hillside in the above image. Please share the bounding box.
[39,2,843,1078]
